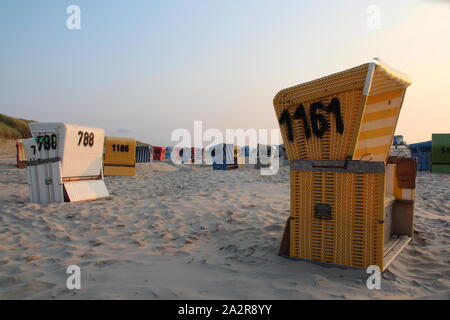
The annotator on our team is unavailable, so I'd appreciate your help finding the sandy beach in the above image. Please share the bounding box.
[0,144,449,300]
[2,0,450,306]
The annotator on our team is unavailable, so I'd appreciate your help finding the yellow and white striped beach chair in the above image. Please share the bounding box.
[274,59,415,271]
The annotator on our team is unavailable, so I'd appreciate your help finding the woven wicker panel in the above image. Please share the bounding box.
[290,170,384,269]
[274,64,369,161]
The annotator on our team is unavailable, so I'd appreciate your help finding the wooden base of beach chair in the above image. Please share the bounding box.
[278,218,290,257]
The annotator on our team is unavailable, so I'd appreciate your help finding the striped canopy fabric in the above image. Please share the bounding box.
[136,145,151,163]
[353,59,411,161]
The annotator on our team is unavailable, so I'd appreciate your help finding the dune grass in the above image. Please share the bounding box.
[0,113,34,140]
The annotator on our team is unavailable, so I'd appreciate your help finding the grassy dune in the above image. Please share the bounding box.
[0,113,34,140]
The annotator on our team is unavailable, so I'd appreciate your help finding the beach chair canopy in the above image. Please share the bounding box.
[273,59,411,162]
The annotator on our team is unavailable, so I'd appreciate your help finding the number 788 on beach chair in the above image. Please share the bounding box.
[274,59,416,271]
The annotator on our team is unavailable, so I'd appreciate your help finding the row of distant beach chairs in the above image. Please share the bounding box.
[16,138,287,172]
[391,134,450,173]
[18,123,286,204]
[17,135,450,173]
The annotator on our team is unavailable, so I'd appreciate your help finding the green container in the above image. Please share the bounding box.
[431,164,450,174]
[432,134,450,164]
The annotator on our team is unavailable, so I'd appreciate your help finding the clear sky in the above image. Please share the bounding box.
[1,0,449,146]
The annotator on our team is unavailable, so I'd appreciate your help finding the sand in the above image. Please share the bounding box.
[0,145,449,299]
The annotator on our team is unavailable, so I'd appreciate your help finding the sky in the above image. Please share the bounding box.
[0,0,449,146]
